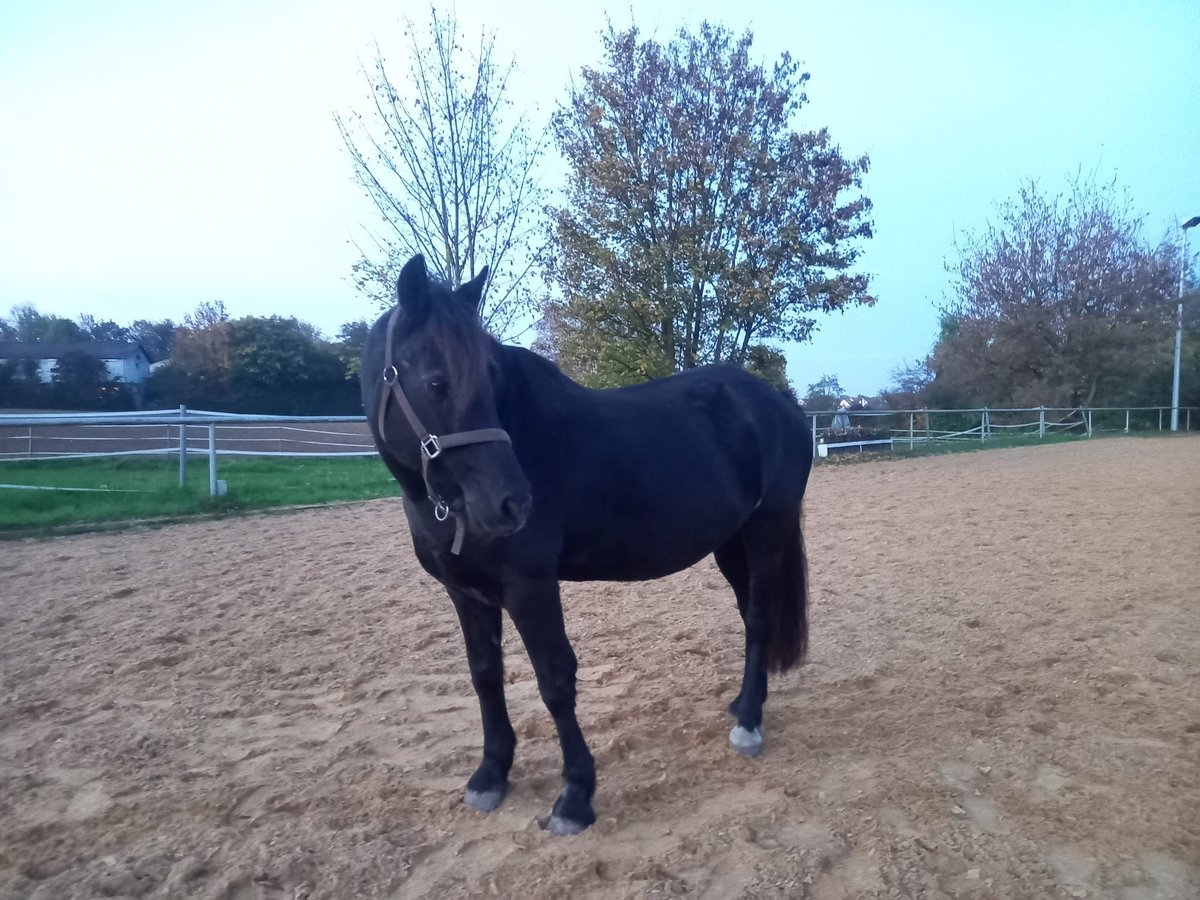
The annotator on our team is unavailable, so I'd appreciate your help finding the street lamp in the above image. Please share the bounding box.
[1172,215,1200,432]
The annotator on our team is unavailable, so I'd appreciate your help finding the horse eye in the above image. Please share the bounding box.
[426,377,449,397]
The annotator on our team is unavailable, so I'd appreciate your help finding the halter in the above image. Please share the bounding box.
[376,304,512,554]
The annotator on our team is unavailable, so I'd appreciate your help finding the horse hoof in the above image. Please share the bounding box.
[465,785,507,812]
[541,814,590,836]
[730,725,763,757]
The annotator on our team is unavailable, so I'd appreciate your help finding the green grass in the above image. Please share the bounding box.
[0,455,401,535]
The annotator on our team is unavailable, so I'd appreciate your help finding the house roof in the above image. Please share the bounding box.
[0,341,150,362]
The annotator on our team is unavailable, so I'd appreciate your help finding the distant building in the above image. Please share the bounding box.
[0,342,153,385]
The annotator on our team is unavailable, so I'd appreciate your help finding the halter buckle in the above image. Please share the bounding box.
[421,434,442,460]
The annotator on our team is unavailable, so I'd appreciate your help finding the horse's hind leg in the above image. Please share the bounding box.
[714,536,755,719]
[449,590,516,813]
[720,512,800,757]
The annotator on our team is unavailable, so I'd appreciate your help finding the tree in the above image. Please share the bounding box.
[5,304,85,343]
[929,174,1179,408]
[336,7,544,338]
[153,301,233,406]
[744,345,793,396]
[146,308,360,414]
[228,317,355,414]
[803,374,845,410]
[333,319,371,377]
[128,319,177,362]
[542,22,873,387]
[879,359,934,409]
[78,315,130,343]
[50,350,124,410]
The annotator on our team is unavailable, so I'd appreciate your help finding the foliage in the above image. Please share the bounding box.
[743,346,793,396]
[128,319,177,362]
[334,320,371,377]
[228,316,355,414]
[929,174,1181,408]
[2,307,170,355]
[2,301,364,415]
[541,22,873,387]
[802,374,845,410]
[879,359,934,409]
[152,301,234,406]
[77,315,131,343]
[3,304,86,343]
[48,350,130,410]
[335,7,545,338]
[145,305,360,414]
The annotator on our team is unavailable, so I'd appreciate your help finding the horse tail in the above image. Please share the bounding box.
[767,505,809,673]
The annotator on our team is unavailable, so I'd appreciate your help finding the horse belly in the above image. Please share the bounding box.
[556,491,747,582]
[557,539,716,582]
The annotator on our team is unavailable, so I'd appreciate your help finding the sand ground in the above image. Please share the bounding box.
[1,437,1198,899]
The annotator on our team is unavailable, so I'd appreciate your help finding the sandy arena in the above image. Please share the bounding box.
[1,438,1197,899]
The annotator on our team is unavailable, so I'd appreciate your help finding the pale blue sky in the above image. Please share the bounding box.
[1,0,1197,395]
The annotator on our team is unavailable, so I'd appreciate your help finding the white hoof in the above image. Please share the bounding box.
[465,786,506,812]
[544,814,589,836]
[730,725,763,757]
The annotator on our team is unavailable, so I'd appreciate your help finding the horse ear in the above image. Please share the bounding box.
[396,254,430,320]
[456,266,489,313]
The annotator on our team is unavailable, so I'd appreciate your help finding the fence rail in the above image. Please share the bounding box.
[0,407,376,496]
[807,404,1196,457]
[1,404,1196,495]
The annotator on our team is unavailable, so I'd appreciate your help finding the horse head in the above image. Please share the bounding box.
[373,254,531,541]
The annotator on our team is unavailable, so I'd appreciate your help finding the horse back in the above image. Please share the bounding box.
[528,364,811,581]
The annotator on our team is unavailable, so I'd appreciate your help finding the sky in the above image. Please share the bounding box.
[1,0,1197,396]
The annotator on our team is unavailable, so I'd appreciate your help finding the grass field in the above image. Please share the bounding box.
[0,455,401,534]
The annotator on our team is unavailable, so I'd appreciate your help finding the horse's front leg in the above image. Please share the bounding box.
[507,579,596,835]
[449,590,516,813]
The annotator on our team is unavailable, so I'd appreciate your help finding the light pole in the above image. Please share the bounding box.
[1172,216,1200,432]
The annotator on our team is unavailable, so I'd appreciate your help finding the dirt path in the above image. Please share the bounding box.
[1,437,1198,899]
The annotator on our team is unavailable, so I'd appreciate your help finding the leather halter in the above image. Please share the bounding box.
[376,304,511,554]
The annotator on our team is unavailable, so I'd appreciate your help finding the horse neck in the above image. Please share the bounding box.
[496,343,585,424]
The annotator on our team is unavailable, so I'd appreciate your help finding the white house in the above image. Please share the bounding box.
[0,342,153,385]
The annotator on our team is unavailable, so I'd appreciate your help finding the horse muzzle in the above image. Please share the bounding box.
[470,489,532,538]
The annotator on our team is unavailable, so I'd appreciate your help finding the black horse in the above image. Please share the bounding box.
[362,255,813,835]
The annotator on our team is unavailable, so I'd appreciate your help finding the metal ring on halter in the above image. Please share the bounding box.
[382,364,398,383]
[434,499,450,522]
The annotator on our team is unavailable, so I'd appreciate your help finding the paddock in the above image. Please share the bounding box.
[1,438,1197,899]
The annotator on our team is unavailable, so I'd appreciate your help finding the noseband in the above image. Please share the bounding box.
[376,305,512,554]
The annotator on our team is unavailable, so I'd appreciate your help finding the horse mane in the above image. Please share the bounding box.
[421,277,491,415]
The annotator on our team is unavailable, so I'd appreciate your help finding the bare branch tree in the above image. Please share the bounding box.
[335,8,546,339]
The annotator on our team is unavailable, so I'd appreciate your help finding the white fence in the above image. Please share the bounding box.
[1,404,1196,497]
[0,407,374,496]
[808,405,1197,458]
